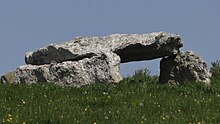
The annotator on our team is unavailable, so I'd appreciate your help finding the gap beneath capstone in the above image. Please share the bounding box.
[120,59,161,77]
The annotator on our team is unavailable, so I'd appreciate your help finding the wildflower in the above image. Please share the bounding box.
[104,116,109,119]
[94,122,97,124]
[141,115,147,121]
[7,117,12,122]
[22,100,26,104]
[8,114,12,117]
[103,92,108,95]
[139,103,144,107]
[23,122,26,124]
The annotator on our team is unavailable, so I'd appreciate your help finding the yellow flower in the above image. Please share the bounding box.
[7,118,12,122]
[23,122,26,124]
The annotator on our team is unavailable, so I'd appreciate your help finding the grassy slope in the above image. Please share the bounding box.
[0,74,220,124]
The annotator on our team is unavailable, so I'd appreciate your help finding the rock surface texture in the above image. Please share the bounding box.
[25,32,182,65]
[0,71,16,84]
[159,51,211,85]
[0,31,211,86]
[14,51,122,87]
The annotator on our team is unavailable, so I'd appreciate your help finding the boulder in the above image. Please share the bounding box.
[14,51,122,87]
[25,32,183,65]
[159,51,211,85]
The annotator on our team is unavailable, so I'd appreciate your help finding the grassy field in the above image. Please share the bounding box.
[0,71,220,124]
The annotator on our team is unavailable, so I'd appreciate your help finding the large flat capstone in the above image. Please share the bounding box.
[25,32,183,65]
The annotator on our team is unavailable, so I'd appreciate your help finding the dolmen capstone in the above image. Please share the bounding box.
[0,32,211,87]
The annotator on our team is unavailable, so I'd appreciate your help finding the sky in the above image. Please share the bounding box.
[0,0,220,76]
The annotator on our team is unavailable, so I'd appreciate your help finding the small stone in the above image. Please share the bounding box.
[0,71,16,84]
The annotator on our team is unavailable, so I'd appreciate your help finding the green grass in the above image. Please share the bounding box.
[0,74,220,124]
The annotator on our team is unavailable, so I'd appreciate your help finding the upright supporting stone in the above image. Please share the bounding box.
[159,51,211,85]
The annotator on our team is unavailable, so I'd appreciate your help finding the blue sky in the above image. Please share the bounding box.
[0,0,219,76]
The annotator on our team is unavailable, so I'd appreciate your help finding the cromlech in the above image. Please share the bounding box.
[0,32,211,87]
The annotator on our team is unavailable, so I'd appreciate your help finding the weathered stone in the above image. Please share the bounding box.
[0,71,16,84]
[1,32,185,87]
[25,32,183,65]
[14,51,122,87]
[159,51,211,85]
